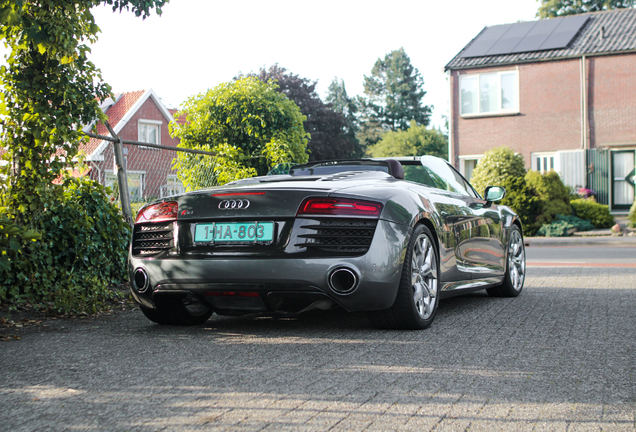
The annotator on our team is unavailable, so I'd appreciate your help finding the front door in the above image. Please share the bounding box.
[611,150,635,211]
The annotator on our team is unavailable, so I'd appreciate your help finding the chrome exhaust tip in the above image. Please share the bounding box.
[328,268,359,295]
[133,268,150,293]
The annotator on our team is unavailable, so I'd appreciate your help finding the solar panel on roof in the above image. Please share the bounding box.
[539,15,589,50]
[511,18,562,53]
[459,24,513,58]
[486,21,536,56]
[459,14,590,58]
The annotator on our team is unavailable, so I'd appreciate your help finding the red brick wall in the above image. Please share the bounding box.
[91,96,180,200]
[451,59,583,169]
[588,54,636,147]
[451,53,636,169]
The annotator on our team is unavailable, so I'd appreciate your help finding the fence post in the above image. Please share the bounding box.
[105,122,133,226]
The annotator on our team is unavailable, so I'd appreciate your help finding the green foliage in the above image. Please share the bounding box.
[170,77,309,189]
[525,170,572,225]
[0,213,41,279]
[359,47,432,147]
[498,176,543,236]
[367,120,448,159]
[469,146,527,197]
[0,0,164,311]
[628,200,636,228]
[326,77,363,157]
[537,0,634,18]
[247,66,363,161]
[1,176,131,312]
[326,77,359,132]
[537,214,596,237]
[571,198,614,228]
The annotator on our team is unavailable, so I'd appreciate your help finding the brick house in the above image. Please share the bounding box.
[445,8,636,212]
[82,88,184,201]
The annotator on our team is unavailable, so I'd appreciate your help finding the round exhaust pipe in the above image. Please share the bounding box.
[328,267,359,295]
[133,268,150,293]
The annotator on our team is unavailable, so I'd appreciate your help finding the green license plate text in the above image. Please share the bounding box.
[194,222,274,243]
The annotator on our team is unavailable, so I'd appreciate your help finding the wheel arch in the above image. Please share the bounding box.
[415,217,440,253]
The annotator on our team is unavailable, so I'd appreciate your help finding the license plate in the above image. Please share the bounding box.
[194,222,274,244]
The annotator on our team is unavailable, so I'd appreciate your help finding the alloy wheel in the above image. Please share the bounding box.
[508,229,526,292]
[411,233,438,319]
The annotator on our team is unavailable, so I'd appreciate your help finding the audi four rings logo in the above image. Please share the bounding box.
[218,199,251,210]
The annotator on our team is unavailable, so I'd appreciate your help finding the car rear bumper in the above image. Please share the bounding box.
[128,220,410,313]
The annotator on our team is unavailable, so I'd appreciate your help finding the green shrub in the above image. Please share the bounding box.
[570,198,614,229]
[0,176,131,313]
[498,176,542,236]
[0,213,42,293]
[627,201,636,228]
[525,170,572,225]
[469,146,526,197]
[537,214,595,237]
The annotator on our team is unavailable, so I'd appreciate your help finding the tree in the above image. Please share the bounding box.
[537,0,634,18]
[359,47,432,147]
[326,77,359,135]
[244,65,363,161]
[0,0,166,223]
[170,77,309,190]
[367,121,448,159]
[0,0,164,312]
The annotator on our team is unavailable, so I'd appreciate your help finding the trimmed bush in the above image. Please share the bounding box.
[469,146,526,197]
[629,201,636,228]
[498,176,542,236]
[537,214,595,237]
[570,198,614,229]
[0,176,131,313]
[525,170,572,225]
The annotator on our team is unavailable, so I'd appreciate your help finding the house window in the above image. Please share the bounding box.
[138,120,161,149]
[459,156,482,181]
[460,71,518,116]
[105,171,145,202]
[161,175,185,198]
[532,152,557,174]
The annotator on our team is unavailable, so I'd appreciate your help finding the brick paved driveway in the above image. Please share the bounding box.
[1,266,635,431]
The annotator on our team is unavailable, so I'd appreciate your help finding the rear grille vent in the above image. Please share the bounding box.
[296,218,378,253]
[133,222,174,257]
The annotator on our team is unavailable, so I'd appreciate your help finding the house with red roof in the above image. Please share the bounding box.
[82,88,184,201]
[445,9,636,213]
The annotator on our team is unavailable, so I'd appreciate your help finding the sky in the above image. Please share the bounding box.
[89,0,542,129]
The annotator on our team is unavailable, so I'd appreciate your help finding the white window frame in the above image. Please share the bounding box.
[138,119,162,150]
[531,151,559,174]
[459,155,483,181]
[104,170,146,202]
[459,69,519,117]
[161,174,185,198]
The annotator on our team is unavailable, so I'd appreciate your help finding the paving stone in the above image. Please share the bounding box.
[1,266,636,431]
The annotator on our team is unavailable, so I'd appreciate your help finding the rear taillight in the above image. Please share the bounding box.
[297,198,383,217]
[135,201,179,223]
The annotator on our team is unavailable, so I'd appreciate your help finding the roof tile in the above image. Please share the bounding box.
[445,8,636,70]
[81,90,146,155]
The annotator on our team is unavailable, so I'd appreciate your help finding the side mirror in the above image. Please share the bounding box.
[484,186,506,203]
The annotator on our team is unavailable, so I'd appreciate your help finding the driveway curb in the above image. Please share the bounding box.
[525,235,636,247]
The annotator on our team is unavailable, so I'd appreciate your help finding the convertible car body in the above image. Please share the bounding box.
[129,156,526,329]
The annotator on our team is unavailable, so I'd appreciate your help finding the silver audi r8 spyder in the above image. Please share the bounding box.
[129,156,526,330]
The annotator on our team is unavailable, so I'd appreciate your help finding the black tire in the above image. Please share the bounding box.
[367,224,439,330]
[140,293,213,326]
[487,225,526,297]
